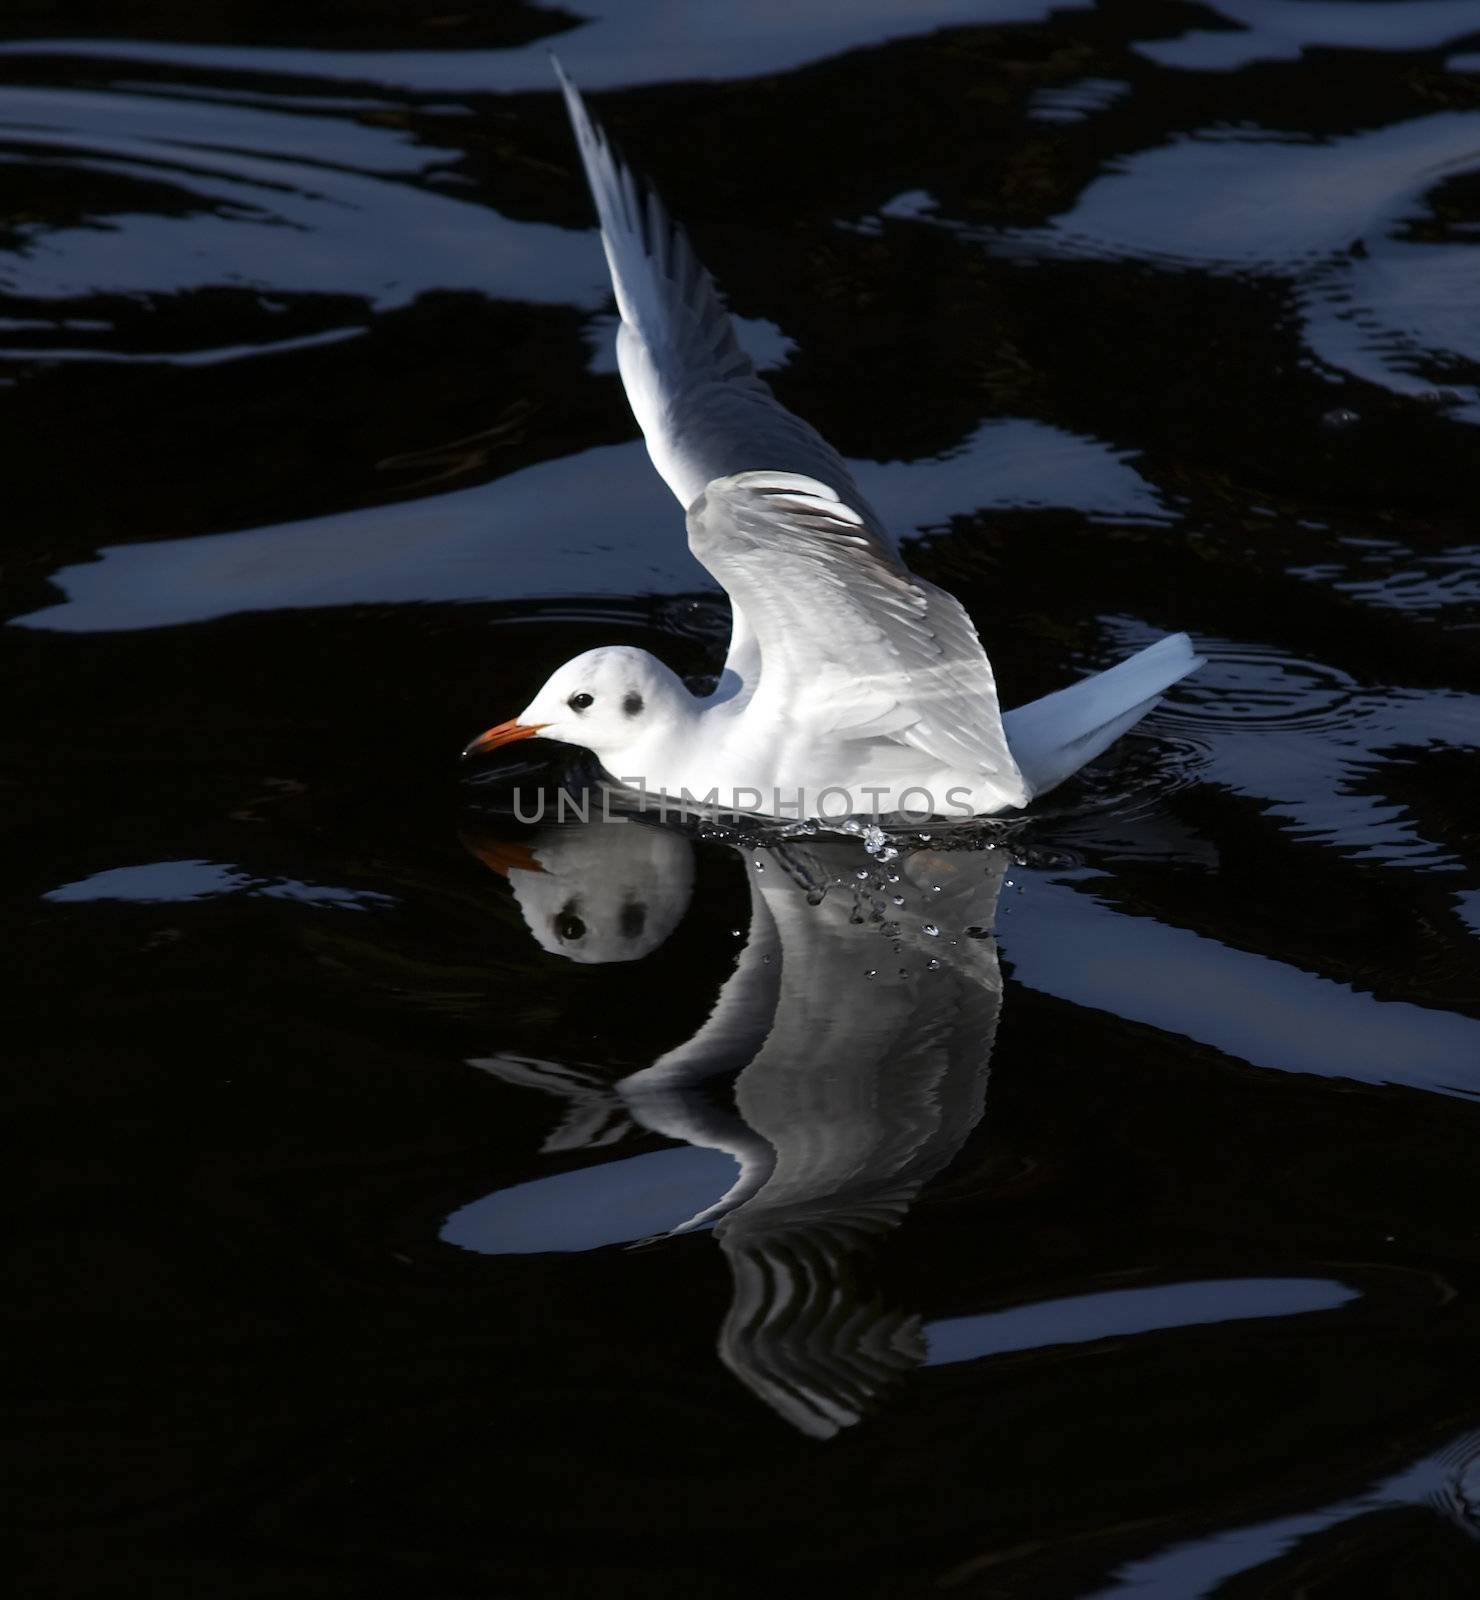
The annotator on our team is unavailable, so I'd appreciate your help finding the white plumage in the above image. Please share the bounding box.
[464,62,1202,819]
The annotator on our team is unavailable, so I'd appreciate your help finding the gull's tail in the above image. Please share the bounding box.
[1003,632,1203,798]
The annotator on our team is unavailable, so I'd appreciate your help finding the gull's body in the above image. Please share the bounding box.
[467,64,1201,818]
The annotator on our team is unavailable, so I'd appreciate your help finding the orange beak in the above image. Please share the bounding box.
[461,719,548,760]
[460,830,546,878]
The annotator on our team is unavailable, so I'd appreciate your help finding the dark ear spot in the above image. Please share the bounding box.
[622,691,644,717]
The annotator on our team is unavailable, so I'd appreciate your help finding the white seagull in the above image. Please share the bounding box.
[464,62,1201,820]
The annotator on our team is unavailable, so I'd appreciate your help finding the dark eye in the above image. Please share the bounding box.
[568,692,594,711]
[556,910,586,942]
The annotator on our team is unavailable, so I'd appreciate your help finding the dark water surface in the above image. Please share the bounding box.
[7,3,1480,1595]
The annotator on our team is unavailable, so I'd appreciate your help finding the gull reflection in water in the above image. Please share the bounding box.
[457,815,1008,1437]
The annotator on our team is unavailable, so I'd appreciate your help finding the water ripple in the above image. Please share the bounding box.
[1002,113,1480,422]
[1099,621,1479,873]
[0,81,606,363]
[1138,0,1480,74]
[0,3,1093,93]
[1292,538,1480,625]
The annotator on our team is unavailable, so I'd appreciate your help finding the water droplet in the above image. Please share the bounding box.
[931,884,942,893]
[1321,406,1360,431]
[926,958,942,971]
[863,968,877,978]
[730,928,743,937]
[1005,879,1014,888]
[855,868,870,880]
[892,895,905,906]
[922,923,939,937]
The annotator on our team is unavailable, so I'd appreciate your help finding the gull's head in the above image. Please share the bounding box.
[463,645,690,770]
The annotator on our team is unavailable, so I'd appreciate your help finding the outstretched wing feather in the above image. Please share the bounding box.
[688,474,1028,799]
[554,59,886,535]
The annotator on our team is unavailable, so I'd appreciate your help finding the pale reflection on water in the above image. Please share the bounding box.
[443,816,1395,1437]
[12,422,1164,632]
[450,819,1008,1435]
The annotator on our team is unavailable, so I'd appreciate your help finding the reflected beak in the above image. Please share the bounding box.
[460,831,546,878]
[461,719,548,760]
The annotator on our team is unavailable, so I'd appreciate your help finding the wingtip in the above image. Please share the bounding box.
[550,51,598,144]
[550,50,583,112]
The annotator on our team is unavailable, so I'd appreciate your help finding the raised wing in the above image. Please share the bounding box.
[554,59,883,529]
[688,472,1029,798]
[555,59,1023,788]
